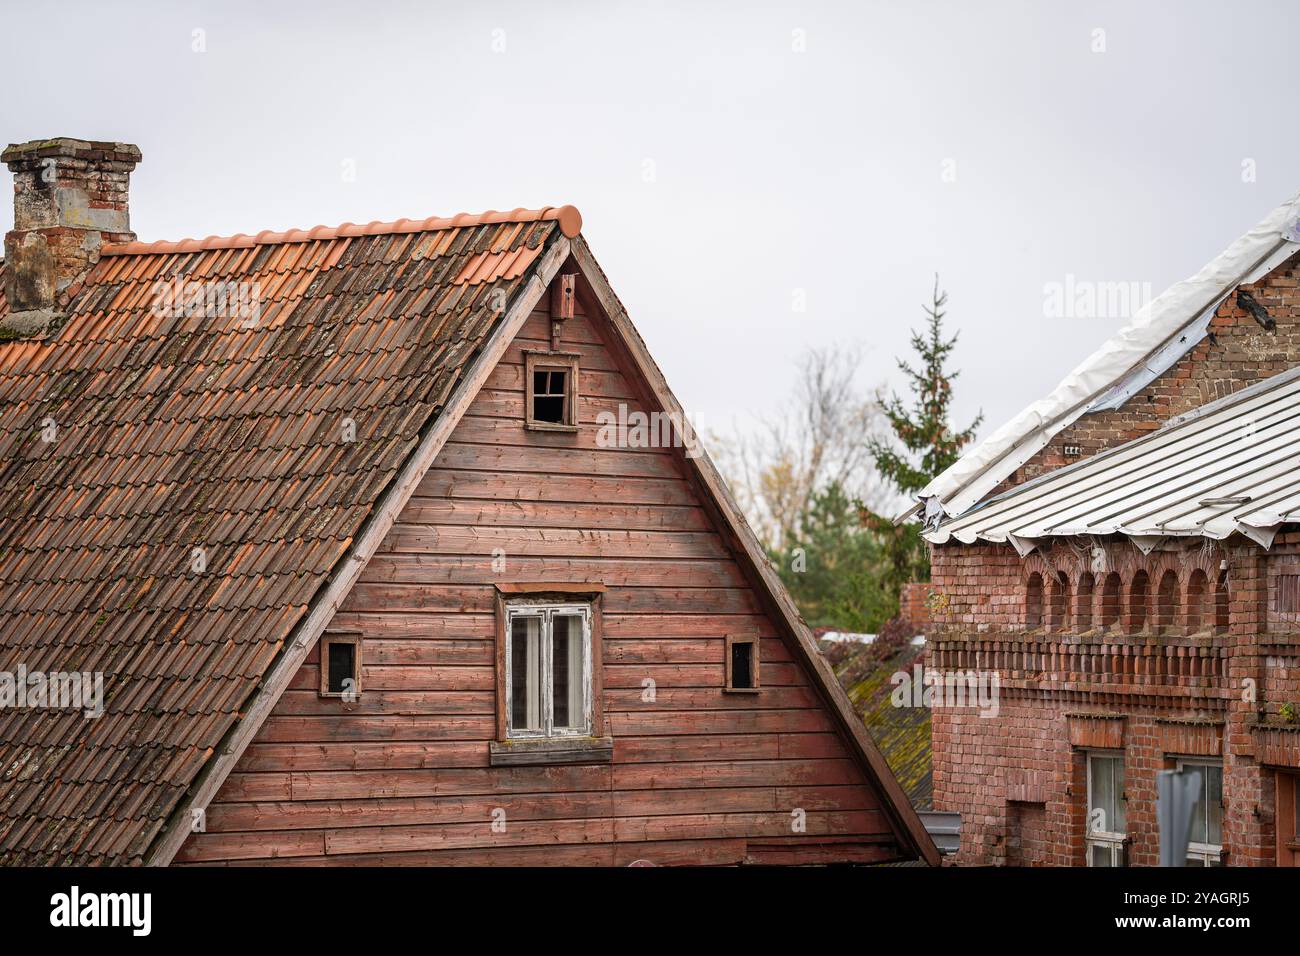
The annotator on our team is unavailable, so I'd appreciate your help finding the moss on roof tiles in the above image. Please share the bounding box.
[826,630,932,811]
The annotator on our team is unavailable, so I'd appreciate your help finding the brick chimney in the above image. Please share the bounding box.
[2,138,141,335]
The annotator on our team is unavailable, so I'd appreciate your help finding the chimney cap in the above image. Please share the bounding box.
[2,138,141,166]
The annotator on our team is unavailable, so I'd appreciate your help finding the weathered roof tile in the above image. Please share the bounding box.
[0,209,566,864]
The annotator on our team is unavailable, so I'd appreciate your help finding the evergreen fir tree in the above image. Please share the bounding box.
[870,276,982,495]
[776,483,893,633]
[865,276,982,597]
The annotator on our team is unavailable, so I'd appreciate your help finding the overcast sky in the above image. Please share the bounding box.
[3,0,1299,445]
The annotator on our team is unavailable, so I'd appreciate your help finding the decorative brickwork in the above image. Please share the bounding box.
[929,247,1300,865]
[930,531,1300,865]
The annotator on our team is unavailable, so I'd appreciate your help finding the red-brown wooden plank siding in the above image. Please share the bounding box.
[177,290,907,866]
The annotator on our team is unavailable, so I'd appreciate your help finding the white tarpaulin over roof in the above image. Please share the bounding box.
[909,189,1300,522]
[927,364,1300,552]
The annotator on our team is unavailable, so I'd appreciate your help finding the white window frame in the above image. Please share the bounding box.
[1086,751,1126,867]
[504,602,592,739]
[1178,759,1223,866]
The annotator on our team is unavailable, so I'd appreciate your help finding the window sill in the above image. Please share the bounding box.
[489,736,613,767]
[525,421,579,433]
[722,686,761,695]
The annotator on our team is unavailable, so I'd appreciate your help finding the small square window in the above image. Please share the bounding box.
[724,635,760,693]
[319,633,361,699]
[524,351,578,431]
[533,370,567,423]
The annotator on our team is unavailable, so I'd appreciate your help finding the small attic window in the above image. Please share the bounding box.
[320,633,361,699]
[725,635,760,693]
[534,369,567,422]
[524,351,579,432]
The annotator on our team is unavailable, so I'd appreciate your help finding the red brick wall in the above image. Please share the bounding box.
[899,582,936,631]
[928,252,1300,866]
[928,533,1300,866]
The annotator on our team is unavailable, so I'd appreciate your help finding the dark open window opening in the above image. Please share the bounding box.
[320,634,361,698]
[524,351,579,431]
[532,369,568,424]
[725,635,759,693]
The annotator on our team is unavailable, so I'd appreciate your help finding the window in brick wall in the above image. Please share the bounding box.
[1178,760,1223,866]
[1026,573,1044,629]
[1086,752,1127,867]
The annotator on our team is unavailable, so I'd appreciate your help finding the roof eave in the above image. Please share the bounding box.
[914,192,1300,520]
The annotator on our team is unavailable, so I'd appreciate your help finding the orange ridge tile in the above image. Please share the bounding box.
[102,205,583,256]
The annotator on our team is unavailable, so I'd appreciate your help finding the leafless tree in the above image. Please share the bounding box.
[711,345,893,550]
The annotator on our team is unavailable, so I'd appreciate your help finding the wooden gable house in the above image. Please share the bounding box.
[0,138,937,866]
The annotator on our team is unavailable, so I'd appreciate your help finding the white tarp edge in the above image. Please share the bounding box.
[908,190,1300,522]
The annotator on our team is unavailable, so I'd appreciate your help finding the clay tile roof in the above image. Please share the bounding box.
[102,205,582,256]
[0,207,576,865]
[829,638,932,810]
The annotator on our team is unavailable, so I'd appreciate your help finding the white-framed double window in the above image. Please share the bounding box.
[1179,759,1223,866]
[1086,752,1127,867]
[504,603,592,738]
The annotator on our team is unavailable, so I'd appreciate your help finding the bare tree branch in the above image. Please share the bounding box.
[711,345,891,550]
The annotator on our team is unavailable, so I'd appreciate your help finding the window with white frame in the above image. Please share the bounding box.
[1179,760,1223,866]
[1086,752,1127,867]
[505,603,592,738]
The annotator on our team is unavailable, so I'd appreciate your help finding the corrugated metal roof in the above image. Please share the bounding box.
[928,364,1300,552]
[908,190,1300,521]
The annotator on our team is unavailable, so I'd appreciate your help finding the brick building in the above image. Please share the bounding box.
[915,189,1300,866]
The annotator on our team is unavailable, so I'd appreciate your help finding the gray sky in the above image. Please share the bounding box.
[3,0,1299,444]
